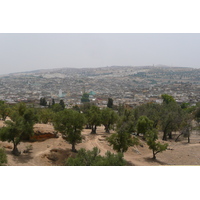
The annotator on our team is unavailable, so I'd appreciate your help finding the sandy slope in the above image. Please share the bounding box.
[1,121,200,166]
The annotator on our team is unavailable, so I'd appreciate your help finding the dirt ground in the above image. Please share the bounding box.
[1,120,200,166]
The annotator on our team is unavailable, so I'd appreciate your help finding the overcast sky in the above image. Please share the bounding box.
[0,33,200,75]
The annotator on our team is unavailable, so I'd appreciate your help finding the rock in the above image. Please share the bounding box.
[3,145,12,149]
[30,131,58,141]
[50,149,58,153]
[98,138,106,141]
[46,153,58,161]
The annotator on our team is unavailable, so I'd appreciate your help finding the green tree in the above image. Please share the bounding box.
[51,103,63,113]
[107,98,113,109]
[72,105,80,112]
[107,124,139,153]
[181,102,190,110]
[161,94,176,104]
[38,108,54,124]
[81,93,90,103]
[40,97,47,106]
[145,129,168,159]
[101,107,118,133]
[136,116,154,137]
[194,106,200,124]
[59,99,65,110]
[52,98,55,106]
[88,105,101,134]
[53,109,85,152]
[160,102,183,140]
[0,148,7,166]
[66,147,127,166]
[0,101,10,121]
[117,109,136,134]
[134,103,161,128]
[117,103,125,116]
[79,102,95,129]
[0,103,37,156]
[175,112,193,143]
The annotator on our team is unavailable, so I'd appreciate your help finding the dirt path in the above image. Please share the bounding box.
[1,123,200,166]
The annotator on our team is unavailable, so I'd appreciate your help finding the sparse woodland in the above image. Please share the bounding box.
[0,94,200,166]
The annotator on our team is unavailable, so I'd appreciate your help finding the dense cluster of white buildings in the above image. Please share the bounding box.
[0,66,200,108]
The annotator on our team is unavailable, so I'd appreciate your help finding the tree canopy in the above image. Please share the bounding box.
[0,100,10,121]
[107,98,113,109]
[0,103,37,155]
[81,93,90,103]
[53,109,85,152]
[87,105,101,134]
[101,107,118,133]
[145,129,168,159]
[136,115,154,137]
[161,94,176,104]
[107,121,139,153]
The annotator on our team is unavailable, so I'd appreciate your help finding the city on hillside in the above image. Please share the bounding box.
[0,65,200,108]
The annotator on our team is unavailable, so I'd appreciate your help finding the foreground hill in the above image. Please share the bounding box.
[0,121,200,166]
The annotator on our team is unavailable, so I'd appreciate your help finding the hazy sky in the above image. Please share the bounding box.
[0,33,200,75]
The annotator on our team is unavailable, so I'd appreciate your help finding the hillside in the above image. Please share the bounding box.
[1,121,200,166]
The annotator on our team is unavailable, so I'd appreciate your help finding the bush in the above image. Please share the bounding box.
[65,147,127,166]
[0,148,7,166]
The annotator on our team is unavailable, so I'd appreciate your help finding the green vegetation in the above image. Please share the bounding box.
[160,102,184,140]
[81,93,90,103]
[66,147,127,166]
[0,103,37,155]
[107,121,139,153]
[87,105,101,134]
[38,108,54,124]
[1,92,200,164]
[53,109,85,152]
[107,98,113,109]
[136,116,154,137]
[51,103,64,113]
[161,94,176,104]
[59,99,65,110]
[145,130,168,159]
[0,148,7,166]
[40,97,47,107]
[0,100,10,121]
[101,107,118,133]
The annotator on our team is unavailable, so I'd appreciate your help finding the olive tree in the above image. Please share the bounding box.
[0,101,10,121]
[136,115,154,137]
[101,107,118,133]
[87,105,101,134]
[53,109,85,152]
[0,103,37,156]
[145,129,168,159]
[107,123,139,153]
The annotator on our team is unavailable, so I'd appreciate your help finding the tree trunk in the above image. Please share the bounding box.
[153,150,156,159]
[105,125,110,133]
[85,124,91,129]
[168,132,172,139]
[12,143,21,156]
[91,125,96,134]
[175,132,183,142]
[188,134,190,143]
[162,131,168,141]
[71,143,77,152]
